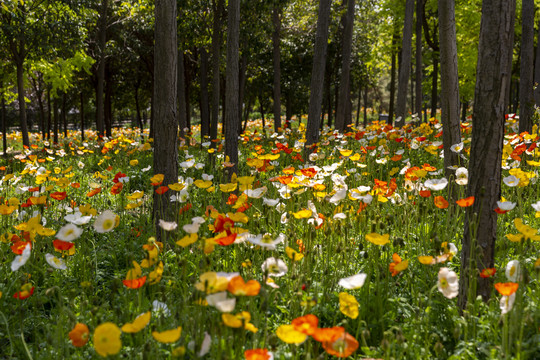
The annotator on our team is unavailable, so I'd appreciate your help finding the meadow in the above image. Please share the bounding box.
[0,117,539,359]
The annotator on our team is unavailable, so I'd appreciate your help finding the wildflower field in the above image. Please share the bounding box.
[0,118,539,359]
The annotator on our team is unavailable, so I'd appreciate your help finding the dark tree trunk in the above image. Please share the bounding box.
[237,54,247,135]
[410,61,415,115]
[461,100,467,121]
[53,97,59,144]
[389,33,398,126]
[16,59,30,147]
[224,0,240,177]
[363,84,368,127]
[150,82,155,139]
[210,0,224,145]
[80,91,85,141]
[153,0,178,230]
[96,0,108,138]
[62,92,67,137]
[285,91,292,125]
[519,0,534,133]
[305,0,332,153]
[104,73,112,136]
[135,79,143,131]
[30,76,46,140]
[431,53,438,118]
[459,0,516,310]
[185,55,192,131]
[395,0,414,126]
[415,0,422,118]
[534,15,540,106]
[438,0,461,194]
[47,88,51,140]
[200,46,211,139]
[221,76,226,134]
[356,83,362,126]
[272,3,282,133]
[260,91,266,134]
[326,76,333,128]
[177,47,187,136]
[335,0,355,132]
[1,86,6,155]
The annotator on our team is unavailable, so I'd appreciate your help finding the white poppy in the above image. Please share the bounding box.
[500,293,516,315]
[455,167,468,185]
[437,267,459,299]
[338,273,367,289]
[56,223,83,241]
[502,175,520,187]
[93,210,118,233]
[159,219,178,231]
[45,253,67,270]
[206,292,236,313]
[11,243,31,271]
[261,257,288,277]
[183,222,200,234]
[505,260,521,282]
[424,178,448,191]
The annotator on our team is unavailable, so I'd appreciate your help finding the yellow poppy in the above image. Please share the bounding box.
[339,292,359,319]
[276,324,308,344]
[152,326,182,343]
[121,312,151,333]
[365,233,390,246]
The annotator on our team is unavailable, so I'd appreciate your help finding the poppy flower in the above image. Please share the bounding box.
[227,276,260,296]
[56,224,83,242]
[222,312,258,332]
[276,324,308,344]
[45,253,67,270]
[285,246,304,261]
[53,239,75,253]
[438,267,459,299]
[110,182,123,195]
[152,326,182,343]
[195,272,230,294]
[389,253,408,276]
[50,191,67,201]
[365,233,390,246]
[456,196,475,207]
[291,314,318,336]
[434,196,449,209]
[505,218,540,242]
[338,273,367,289]
[93,322,122,357]
[69,323,90,347]
[123,261,147,289]
[313,326,345,343]
[13,283,34,300]
[321,331,359,358]
[11,242,31,271]
[93,210,118,233]
[494,282,519,296]
[155,186,169,195]
[339,292,359,319]
[150,174,164,186]
[245,349,273,360]
[206,291,237,312]
[480,268,497,278]
[86,188,101,197]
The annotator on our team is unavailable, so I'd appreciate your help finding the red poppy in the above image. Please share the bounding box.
[300,167,317,178]
[53,239,75,251]
[113,172,127,183]
[11,241,31,255]
[419,190,431,198]
[110,182,123,195]
[227,194,238,205]
[434,196,449,209]
[50,192,67,201]
[214,233,237,246]
[13,284,35,300]
[313,326,345,343]
[28,186,40,192]
[213,215,234,234]
[122,276,147,289]
[70,182,81,188]
[456,196,475,207]
[87,188,101,197]
[480,268,496,278]
[155,186,169,195]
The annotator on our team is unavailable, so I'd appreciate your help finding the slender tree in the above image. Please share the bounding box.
[519,0,534,134]
[272,1,282,133]
[200,47,210,138]
[210,0,224,146]
[153,0,178,230]
[395,0,414,126]
[224,0,240,177]
[534,15,540,107]
[304,0,333,153]
[438,0,461,190]
[177,46,187,136]
[415,0,422,119]
[458,0,516,309]
[335,0,356,132]
[95,0,108,138]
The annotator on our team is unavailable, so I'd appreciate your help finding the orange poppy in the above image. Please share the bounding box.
[213,215,235,234]
[69,323,90,347]
[434,196,449,209]
[110,182,123,195]
[227,276,261,296]
[53,239,75,251]
[419,190,431,198]
[87,188,101,197]
[155,186,169,195]
[122,276,147,289]
[494,282,519,296]
[70,182,81,189]
[322,331,359,358]
[300,167,317,177]
[480,268,496,278]
[456,196,475,207]
[11,241,31,255]
[214,232,237,246]
[244,349,271,360]
[313,326,345,343]
[13,284,34,300]
[28,186,40,192]
[50,191,67,201]
[291,314,318,336]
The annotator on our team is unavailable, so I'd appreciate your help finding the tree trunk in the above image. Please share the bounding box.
[153,0,178,231]
[272,3,282,133]
[389,33,398,126]
[96,0,108,138]
[458,0,516,310]
[363,84,368,127]
[237,54,247,135]
[438,0,461,195]
[53,97,59,144]
[356,83,362,126]
[326,76,333,128]
[200,46,211,139]
[304,0,332,153]
[185,55,192,131]
[534,15,540,107]
[16,59,30,147]
[62,92,67,137]
[210,0,224,146]
[461,100,467,121]
[224,0,240,177]
[395,0,414,126]
[47,88,51,140]
[431,53,438,119]
[519,0,534,134]
[1,87,6,156]
[80,91,85,142]
[335,0,355,132]
[415,0,423,119]
[177,47,188,136]
[104,73,112,136]
[260,90,266,134]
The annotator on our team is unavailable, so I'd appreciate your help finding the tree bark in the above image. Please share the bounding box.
[534,15,540,107]
[62,92,67,137]
[304,0,332,153]
[47,88,51,140]
[80,91,85,142]
[177,47,187,136]
[96,0,108,138]
[53,97,59,144]
[224,0,240,177]
[363,84,368,127]
[438,0,461,189]
[415,0,423,119]
[272,2,282,133]
[1,86,6,156]
[104,71,112,136]
[519,0,534,134]
[200,46,211,139]
[431,53,438,118]
[389,33,398,126]
[153,0,178,229]
[237,54,247,135]
[458,0,516,310]
[210,0,224,146]
[395,0,414,127]
[335,0,356,132]
[16,59,30,147]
